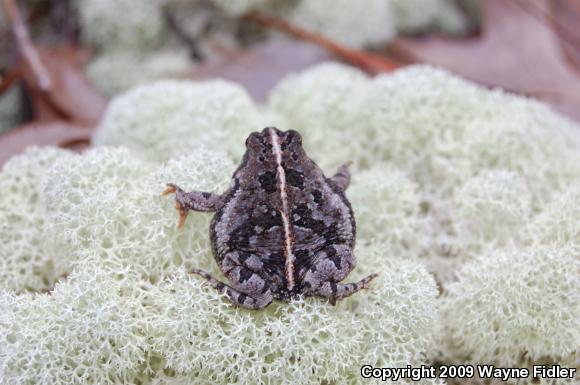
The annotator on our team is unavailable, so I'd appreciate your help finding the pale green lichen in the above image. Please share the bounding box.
[268,62,373,172]
[86,50,191,97]
[1,62,580,384]
[146,243,438,385]
[210,0,466,46]
[524,185,580,248]
[290,0,395,47]
[0,241,438,385]
[43,146,233,282]
[275,63,580,202]
[92,80,261,162]
[0,265,149,385]
[76,0,165,50]
[439,245,580,384]
[210,0,275,16]
[270,63,580,287]
[76,0,468,54]
[349,164,420,247]
[455,170,532,245]
[0,147,73,293]
[366,66,580,200]
[389,0,467,34]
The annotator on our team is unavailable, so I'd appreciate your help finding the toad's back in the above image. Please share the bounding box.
[210,127,355,297]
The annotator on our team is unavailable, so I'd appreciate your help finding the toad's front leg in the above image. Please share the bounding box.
[162,183,222,228]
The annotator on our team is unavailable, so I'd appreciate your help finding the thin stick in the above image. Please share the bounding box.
[0,66,21,95]
[163,5,203,61]
[3,0,52,91]
[243,11,403,74]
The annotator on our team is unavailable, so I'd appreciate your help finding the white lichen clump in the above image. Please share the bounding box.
[389,0,467,34]
[77,0,468,57]
[76,0,165,50]
[440,245,580,383]
[455,170,532,245]
[290,0,395,47]
[0,266,149,385]
[86,50,191,97]
[525,185,580,247]
[77,0,468,97]
[269,63,580,284]
[0,192,438,383]
[267,63,580,375]
[93,80,261,162]
[146,243,438,385]
[211,0,466,46]
[0,147,73,293]
[269,62,373,171]
[210,0,274,16]
[1,63,580,383]
[349,164,420,247]
[44,147,233,282]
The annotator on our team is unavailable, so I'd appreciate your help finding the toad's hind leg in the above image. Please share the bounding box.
[190,268,273,310]
[162,183,223,228]
[302,245,378,303]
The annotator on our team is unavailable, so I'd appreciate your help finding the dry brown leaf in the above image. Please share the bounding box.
[551,0,580,72]
[0,122,91,166]
[22,45,107,125]
[191,39,333,102]
[388,0,580,121]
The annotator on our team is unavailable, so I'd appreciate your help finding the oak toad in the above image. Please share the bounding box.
[163,127,378,309]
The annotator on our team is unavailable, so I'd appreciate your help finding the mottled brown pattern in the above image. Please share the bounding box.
[165,127,377,309]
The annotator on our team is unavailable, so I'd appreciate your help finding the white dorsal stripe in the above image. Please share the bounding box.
[269,128,295,290]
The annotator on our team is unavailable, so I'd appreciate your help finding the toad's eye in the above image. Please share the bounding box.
[285,130,302,146]
[246,132,262,148]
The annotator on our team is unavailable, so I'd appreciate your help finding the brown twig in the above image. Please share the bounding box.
[163,5,204,61]
[3,0,52,91]
[0,66,21,95]
[243,11,403,74]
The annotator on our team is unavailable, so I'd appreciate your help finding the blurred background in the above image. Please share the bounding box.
[1,0,579,165]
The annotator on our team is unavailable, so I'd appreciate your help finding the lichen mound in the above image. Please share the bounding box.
[0,243,438,385]
[389,0,466,34]
[440,245,580,384]
[44,147,233,282]
[270,63,580,287]
[0,266,149,385]
[1,61,580,384]
[93,80,261,162]
[268,62,373,171]
[76,0,164,49]
[0,147,73,293]
[454,170,532,246]
[87,50,191,97]
[524,185,580,248]
[290,0,395,47]
[147,243,438,385]
[349,164,420,247]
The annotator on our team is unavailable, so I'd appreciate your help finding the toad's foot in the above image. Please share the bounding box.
[162,183,222,228]
[325,273,379,305]
[162,184,189,228]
